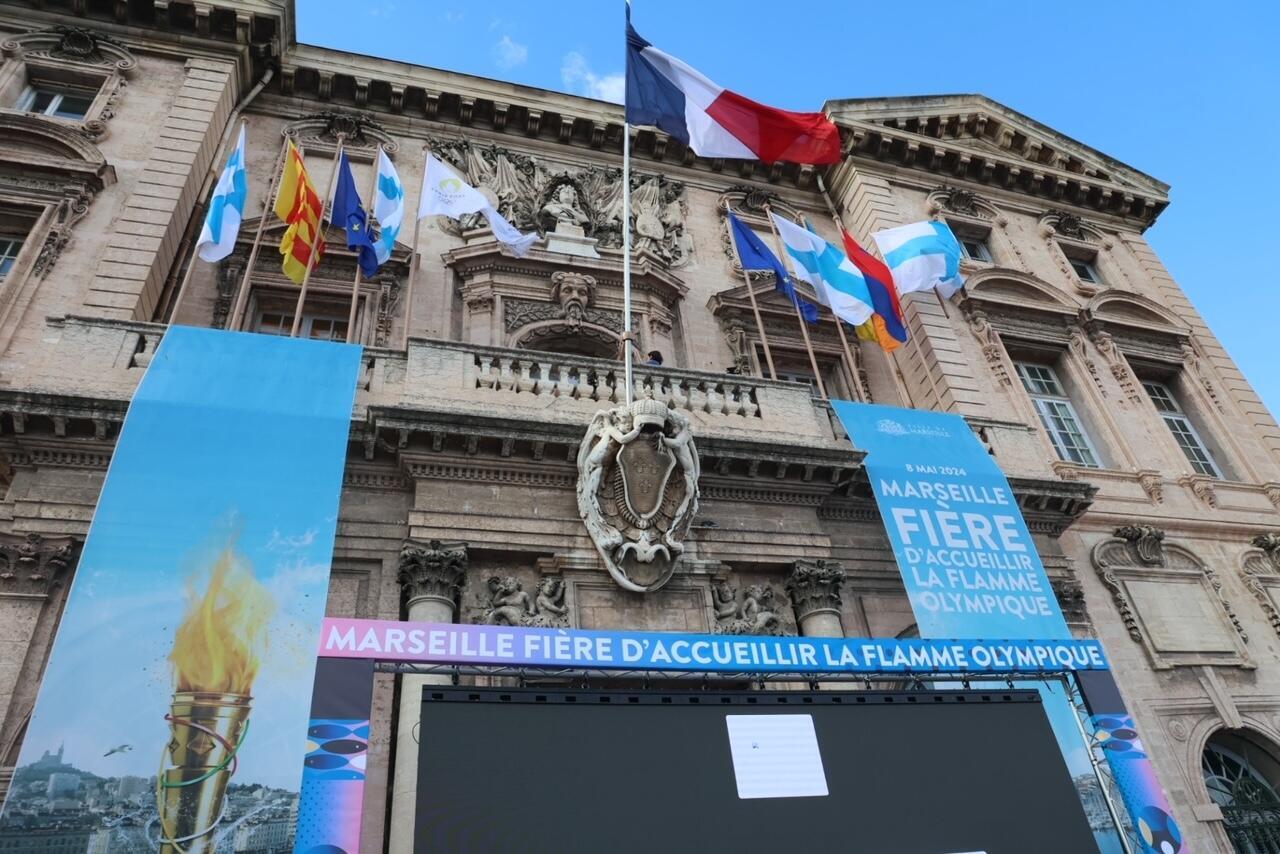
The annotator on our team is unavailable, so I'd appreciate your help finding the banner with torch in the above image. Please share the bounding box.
[0,327,361,853]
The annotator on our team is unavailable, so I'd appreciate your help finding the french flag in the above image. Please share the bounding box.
[626,17,842,165]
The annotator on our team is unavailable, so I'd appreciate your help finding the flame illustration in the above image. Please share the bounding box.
[169,545,274,695]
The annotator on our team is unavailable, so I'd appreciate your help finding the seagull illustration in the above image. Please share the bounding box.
[103,744,132,757]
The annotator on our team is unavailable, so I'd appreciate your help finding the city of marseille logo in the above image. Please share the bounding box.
[875,418,950,438]
[876,418,906,436]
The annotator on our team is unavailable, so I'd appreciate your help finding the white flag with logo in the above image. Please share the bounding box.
[418,152,537,257]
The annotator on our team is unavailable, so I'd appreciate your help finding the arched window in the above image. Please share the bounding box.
[1202,730,1280,852]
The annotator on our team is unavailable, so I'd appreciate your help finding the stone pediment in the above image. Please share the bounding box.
[825,94,1168,223]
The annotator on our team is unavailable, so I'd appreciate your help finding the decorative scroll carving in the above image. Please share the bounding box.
[927,185,999,220]
[1087,327,1141,403]
[1243,537,1280,637]
[397,539,467,612]
[1203,563,1247,643]
[1116,525,1165,566]
[785,559,846,622]
[1067,330,1106,397]
[430,136,689,267]
[715,185,800,277]
[711,580,784,636]
[480,575,569,628]
[1179,474,1218,509]
[722,322,752,375]
[577,397,700,593]
[284,111,400,160]
[1050,577,1090,627]
[1091,538,1142,642]
[962,305,1012,386]
[1136,471,1164,505]
[32,183,94,278]
[1180,342,1227,415]
[1042,209,1089,241]
[2,26,137,75]
[0,532,79,598]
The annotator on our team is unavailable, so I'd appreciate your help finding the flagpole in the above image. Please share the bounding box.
[762,203,826,400]
[291,133,346,338]
[832,318,863,401]
[401,143,427,352]
[816,172,913,408]
[724,204,776,380]
[169,124,247,326]
[229,133,290,332]
[345,144,381,344]
[621,121,635,406]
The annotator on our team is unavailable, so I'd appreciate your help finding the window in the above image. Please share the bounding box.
[1143,381,1222,478]
[16,85,94,120]
[0,235,24,279]
[1015,361,1100,467]
[1069,258,1101,284]
[960,237,993,263]
[255,311,348,342]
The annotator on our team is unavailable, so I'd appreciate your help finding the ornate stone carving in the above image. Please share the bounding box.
[723,322,753,375]
[1043,209,1088,241]
[1203,563,1248,643]
[1136,471,1164,505]
[962,306,1012,386]
[551,271,595,328]
[2,26,137,75]
[32,183,94,278]
[397,539,467,612]
[1116,525,1165,566]
[430,136,689,267]
[1179,474,1219,509]
[1067,330,1106,397]
[0,532,78,598]
[1243,542,1280,637]
[479,575,569,628]
[1266,484,1280,510]
[927,185,997,219]
[284,111,399,160]
[1087,328,1141,403]
[577,396,700,593]
[1181,342,1227,415]
[1050,577,1090,627]
[785,559,847,622]
[711,580,784,635]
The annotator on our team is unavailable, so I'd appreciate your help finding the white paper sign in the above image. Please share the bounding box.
[724,714,829,799]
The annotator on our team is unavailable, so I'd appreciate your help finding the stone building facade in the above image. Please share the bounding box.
[0,1,1275,851]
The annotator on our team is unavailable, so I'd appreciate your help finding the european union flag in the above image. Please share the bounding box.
[727,210,819,322]
[332,152,378,278]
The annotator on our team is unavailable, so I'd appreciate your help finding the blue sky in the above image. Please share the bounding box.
[299,0,1280,418]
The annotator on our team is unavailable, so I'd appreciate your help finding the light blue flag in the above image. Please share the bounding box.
[769,212,874,325]
[195,123,247,262]
[372,148,404,265]
[872,220,965,298]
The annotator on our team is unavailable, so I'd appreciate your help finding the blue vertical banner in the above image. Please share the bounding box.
[0,327,361,853]
[832,400,1184,854]
[831,401,1067,638]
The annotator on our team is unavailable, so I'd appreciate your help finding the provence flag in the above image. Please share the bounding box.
[372,148,404,266]
[332,152,378,278]
[727,211,819,322]
[873,220,966,299]
[275,140,325,284]
[195,123,247,262]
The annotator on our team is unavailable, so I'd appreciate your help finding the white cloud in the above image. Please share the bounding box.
[492,35,528,69]
[561,51,624,104]
[266,528,318,552]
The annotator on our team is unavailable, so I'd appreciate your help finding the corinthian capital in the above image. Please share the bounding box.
[786,559,846,622]
[397,539,467,613]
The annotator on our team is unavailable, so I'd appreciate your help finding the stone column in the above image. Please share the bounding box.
[786,559,847,638]
[387,539,466,854]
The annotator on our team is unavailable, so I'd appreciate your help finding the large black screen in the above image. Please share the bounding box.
[416,688,1095,854]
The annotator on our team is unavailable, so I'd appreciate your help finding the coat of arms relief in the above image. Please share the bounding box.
[576,397,700,593]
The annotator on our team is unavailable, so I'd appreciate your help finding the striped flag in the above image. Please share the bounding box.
[873,221,966,299]
[194,124,247,262]
[274,140,326,284]
[372,148,404,265]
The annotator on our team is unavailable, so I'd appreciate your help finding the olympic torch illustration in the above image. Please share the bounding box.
[156,545,274,853]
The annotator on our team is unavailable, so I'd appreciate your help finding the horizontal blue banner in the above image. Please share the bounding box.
[321,618,1109,675]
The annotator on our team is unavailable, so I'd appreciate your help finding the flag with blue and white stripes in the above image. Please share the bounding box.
[372,148,404,265]
[873,220,966,299]
[195,123,248,263]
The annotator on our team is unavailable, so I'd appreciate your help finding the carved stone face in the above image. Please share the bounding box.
[551,272,594,325]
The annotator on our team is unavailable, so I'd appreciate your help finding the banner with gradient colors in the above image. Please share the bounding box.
[0,327,361,854]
